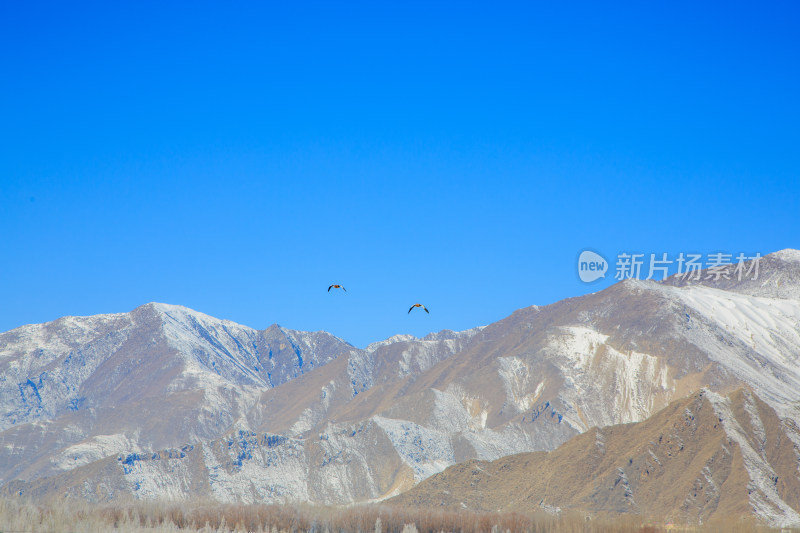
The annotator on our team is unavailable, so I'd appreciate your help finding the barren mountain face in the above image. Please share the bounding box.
[1,250,799,526]
[390,388,800,528]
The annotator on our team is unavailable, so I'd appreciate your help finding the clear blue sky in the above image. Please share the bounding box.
[2,2,798,347]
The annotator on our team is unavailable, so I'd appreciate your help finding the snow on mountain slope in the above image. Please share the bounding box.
[707,390,800,527]
[53,433,143,471]
[0,303,354,428]
[663,248,800,300]
[655,283,800,414]
[539,325,672,429]
[154,303,352,389]
[155,303,269,387]
[0,311,133,429]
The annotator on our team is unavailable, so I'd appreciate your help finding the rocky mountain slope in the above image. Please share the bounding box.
[0,303,353,483]
[389,388,800,528]
[2,250,799,526]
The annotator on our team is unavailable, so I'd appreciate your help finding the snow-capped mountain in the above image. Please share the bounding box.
[0,303,352,483]
[2,250,800,525]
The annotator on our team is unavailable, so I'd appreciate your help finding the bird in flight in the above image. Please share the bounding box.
[408,303,429,314]
[328,284,346,292]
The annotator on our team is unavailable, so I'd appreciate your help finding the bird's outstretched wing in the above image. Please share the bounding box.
[342,286,346,292]
[408,305,415,314]
[423,306,429,313]
[328,285,334,292]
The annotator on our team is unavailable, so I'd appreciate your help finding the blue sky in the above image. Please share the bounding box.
[2,2,798,347]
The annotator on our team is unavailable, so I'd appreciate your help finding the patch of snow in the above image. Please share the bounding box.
[542,326,671,428]
[655,284,800,417]
[707,390,800,528]
[54,433,142,471]
[372,416,455,481]
[365,335,416,353]
[497,357,541,412]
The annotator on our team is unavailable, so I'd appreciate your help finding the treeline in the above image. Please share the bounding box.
[0,497,771,533]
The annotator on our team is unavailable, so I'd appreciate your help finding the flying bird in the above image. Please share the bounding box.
[408,303,429,314]
[328,284,346,292]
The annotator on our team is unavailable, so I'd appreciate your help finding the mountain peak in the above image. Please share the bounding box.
[139,302,242,327]
[658,247,800,300]
[142,301,191,313]
[769,248,800,262]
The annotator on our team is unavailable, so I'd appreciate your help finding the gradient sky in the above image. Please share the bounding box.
[2,2,798,347]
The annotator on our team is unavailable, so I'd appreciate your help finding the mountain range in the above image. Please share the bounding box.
[1,249,799,527]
